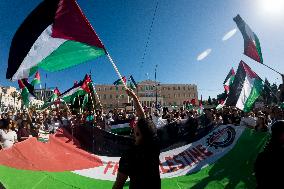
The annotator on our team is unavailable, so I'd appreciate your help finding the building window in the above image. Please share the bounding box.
[168,87,170,90]
[178,94,180,97]
[178,86,180,90]
[104,94,106,99]
[98,88,101,91]
[110,87,113,90]
[110,94,112,99]
[183,86,186,90]
[184,93,186,97]
[104,87,107,91]
[173,87,176,90]
[174,94,176,98]
[188,94,191,97]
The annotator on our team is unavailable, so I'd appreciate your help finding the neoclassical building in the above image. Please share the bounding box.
[95,80,198,110]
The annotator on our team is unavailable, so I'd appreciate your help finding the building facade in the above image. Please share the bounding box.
[0,86,44,111]
[95,80,198,110]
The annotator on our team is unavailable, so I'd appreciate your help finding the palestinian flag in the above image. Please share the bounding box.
[50,87,61,102]
[60,79,91,104]
[18,80,35,107]
[129,75,138,89]
[234,15,263,63]
[223,68,235,94]
[31,71,41,86]
[113,76,127,86]
[225,61,263,112]
[41,87,61,109]
[0,125,269,189]
[6,0,106,81]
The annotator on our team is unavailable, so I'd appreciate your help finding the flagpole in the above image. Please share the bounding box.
[261,63,282,76]
[91,82,102,109]
[106,53,127,89]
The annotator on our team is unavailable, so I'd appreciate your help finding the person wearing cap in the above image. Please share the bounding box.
[254,121,284,188]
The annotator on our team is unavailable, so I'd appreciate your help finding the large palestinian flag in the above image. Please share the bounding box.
[234,15,263,63]
[6,0,106,81]
[225,61,263,112]
[223,68,235,94]
[0,125,268,189]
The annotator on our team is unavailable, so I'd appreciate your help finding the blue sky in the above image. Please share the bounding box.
[0,0,284,99]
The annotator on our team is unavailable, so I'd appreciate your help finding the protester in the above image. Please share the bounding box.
[0,119,17,149]
[254,121,284,188]
[113,88,161,189]
[17,120,32,142]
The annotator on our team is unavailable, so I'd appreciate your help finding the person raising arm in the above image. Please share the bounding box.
[113,88,161,189]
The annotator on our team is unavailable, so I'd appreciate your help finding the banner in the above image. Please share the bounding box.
[73,125,245,181]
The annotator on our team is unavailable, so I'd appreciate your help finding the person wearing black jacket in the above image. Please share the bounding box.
[113,88,161,189]
[254,121,284,188]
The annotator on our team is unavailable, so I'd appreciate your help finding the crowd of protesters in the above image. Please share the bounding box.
[0,102,283,149]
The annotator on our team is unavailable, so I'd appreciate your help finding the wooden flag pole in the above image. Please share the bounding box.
[90,82,102,109]
[107,53,127,89]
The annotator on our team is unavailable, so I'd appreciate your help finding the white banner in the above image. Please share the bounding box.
[73,125,245,181]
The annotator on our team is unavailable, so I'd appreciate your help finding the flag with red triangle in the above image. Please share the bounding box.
[234,15,263,63]
[60,75,92,103]
[31,71,41,86]
[223,68,235,94]
[18,80,35,106]
[6,0,106,81]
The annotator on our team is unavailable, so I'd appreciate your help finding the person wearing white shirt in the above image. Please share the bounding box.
[0,119,17,149]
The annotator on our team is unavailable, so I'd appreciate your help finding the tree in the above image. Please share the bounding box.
[11,91,18,108]
[217,91,226,103]
[212,98,218,106]
[208,96,212,105]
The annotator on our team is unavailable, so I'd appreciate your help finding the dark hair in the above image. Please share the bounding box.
[2,119,11,130]
[271,121,284,139]
[264,121,284,151]
[136,118,158,144]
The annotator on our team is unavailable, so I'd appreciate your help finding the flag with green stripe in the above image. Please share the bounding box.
[225,61,263,112]
[6,0,106,81]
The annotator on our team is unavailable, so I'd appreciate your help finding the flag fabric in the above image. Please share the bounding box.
[223,68,235,94]
[31,71,41,86]
[0,125,269,189]
[225,61,263,112]
[191,98,196,105]
[18,80,35,107]
[41,87,61,109]
[50,87,61,102]
[60,78,91,104]
[113,76,127,86]
[234,15,263,63]
[6,0,106,81]
[82,93,89,108]
[129,75,138,88]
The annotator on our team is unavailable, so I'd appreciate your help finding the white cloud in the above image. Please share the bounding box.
[197,49,212,61]
[222,28,237,41]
